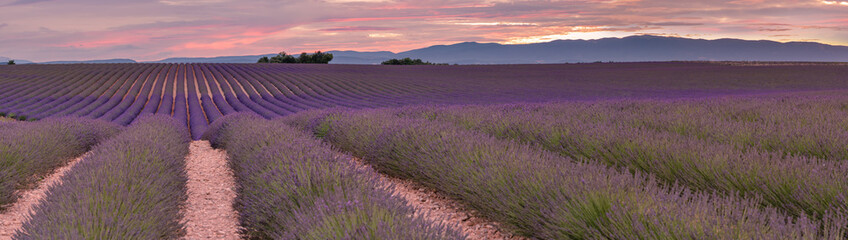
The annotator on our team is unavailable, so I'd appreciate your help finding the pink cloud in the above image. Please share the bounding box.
[319,26,399,32]
[325,15,454,23]
[0,0,845,61]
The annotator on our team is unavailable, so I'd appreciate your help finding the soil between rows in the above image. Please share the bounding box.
[1,141,522,240]
[350,157,526,240]
[0,155,86,239]
[182,141,240,240]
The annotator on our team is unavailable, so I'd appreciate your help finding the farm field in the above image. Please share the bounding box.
[2,63,848,139]
[1,62,848,239]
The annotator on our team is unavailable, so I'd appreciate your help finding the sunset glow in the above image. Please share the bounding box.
[0,0,846,62]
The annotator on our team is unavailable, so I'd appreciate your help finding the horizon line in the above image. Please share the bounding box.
[5,34,847,63]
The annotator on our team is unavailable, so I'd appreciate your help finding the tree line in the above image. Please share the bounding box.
[258,51,333,64]
[381,58,446,65]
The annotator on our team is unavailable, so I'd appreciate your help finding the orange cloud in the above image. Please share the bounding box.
[1,0,846,62]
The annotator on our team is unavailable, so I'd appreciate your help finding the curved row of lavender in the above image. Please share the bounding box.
[203,113,462,239]
[389,94,848,222]
[14,115,190,239]
[282,109,843,239]
[2,63,848,139]
[0,117,120,209]
[0,63,429,139]
[592,94,848,161]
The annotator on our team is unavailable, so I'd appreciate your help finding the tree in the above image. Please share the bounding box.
[310,51,333,64]
[298,52,311,63]
[259,51,333,64]
[6,60,14,65]
[381,58,443,65]
[269,52,297,63]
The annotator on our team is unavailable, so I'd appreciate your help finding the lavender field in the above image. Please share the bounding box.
[1,62,848,239]
[1,62,848,139]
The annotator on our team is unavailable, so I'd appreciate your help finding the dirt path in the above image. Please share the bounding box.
[182,141,240,240]
[351,158,525,240]
[0,155,86,239]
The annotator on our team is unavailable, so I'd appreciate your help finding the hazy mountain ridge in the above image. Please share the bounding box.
[0,56,33,64]
[148,54,276,63]
[40,59,137,64]
[392,36,848,64]
[168,36,848,64]
[146,51,397,64]
[7,36,848,64]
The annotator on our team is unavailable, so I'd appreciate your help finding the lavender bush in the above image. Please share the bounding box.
[284,109,844,239]
[593,94,848,161]
[4,63,848,135]
[203,113,462,239]
[393,101,848,221]
[14,115,190,239]
[0,117,120,209]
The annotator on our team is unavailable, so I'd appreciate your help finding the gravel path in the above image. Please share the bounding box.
[1,141,519,239]
[182,141,240,240]
[351,158,525,240]
[0,155,86,239]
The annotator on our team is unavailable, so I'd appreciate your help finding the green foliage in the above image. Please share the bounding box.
[259,51,333,64]
[5,60,14,65]
[381,58,445,65]
[270,52,297,63]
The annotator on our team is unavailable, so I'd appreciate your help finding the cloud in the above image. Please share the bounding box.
[452,22,538,26]
[758,28,792,32]
[821,1,848,6]
[650,22,704,26]
[0,0,846,61]
[368,33,402,38]
[158,0,228,6]
[3,0,51,6]
[320,26,398,31]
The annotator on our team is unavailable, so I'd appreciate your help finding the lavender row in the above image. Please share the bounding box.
[495,94,848,162]
[596,94,848,161]
[6,63,848,136]
[203,113,461,239]
[283,109,841,239]
[0,117,120,209]
[394,103,848,220]
[0,63,430,137]
[15,115,190,239]
[0,65,101,120]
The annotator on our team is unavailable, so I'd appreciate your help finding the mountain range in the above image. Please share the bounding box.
[0,56,33,64]
[5,35,848,65]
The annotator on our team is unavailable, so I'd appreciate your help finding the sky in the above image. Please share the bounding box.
[0,0,846,62]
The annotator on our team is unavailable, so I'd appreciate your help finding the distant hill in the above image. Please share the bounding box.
[0,56,33,64]
[146,51,398,64]
[39,59,137,64]
[156,36,848,64]
[14,35,848,64]
[325,51,397,64]
[148,54,276,63]
[390,36,848,64]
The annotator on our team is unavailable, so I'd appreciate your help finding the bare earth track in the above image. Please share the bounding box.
[182,141,240,240]
[351,158,526,240]
[0,155,86,239]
